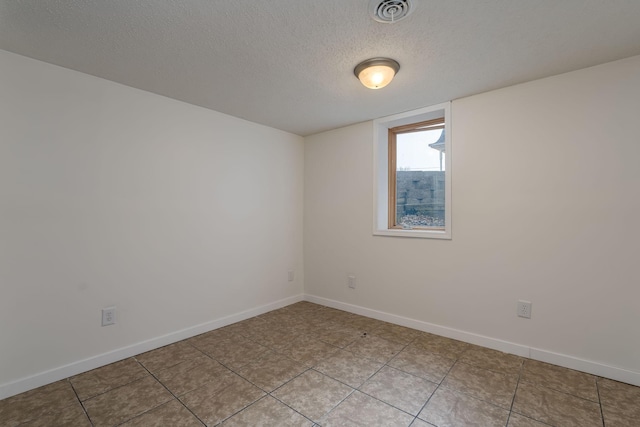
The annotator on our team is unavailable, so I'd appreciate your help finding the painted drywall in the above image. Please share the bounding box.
[304,55,640,381]
[0,50,304,393]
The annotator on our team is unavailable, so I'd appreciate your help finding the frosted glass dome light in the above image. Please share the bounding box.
[354,58,400,89]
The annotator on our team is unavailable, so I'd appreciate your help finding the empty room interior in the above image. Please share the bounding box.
[1,1,640,426]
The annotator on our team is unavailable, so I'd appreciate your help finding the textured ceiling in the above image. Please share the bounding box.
[2,0,640,136]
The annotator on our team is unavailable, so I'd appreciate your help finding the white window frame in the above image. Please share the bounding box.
[373,102,452,239]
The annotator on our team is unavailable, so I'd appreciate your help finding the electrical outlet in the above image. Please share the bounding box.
[517,301,532,319]
[348,275,356,289]
[288,270,295,282]
[102,307,116,326]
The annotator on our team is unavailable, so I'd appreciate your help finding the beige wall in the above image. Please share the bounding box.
[2,48,639,398]
[304,55,640,385]
[0,50,304,397]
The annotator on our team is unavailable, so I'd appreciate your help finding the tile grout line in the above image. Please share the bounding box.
[68,359,150,403]
[498,358,600,427]
[132,359,208,427]
[265,394,317,425]
[243,322,410,423]
[217,337,322,426]
[595,377,606,427]
[274,329,404,423]
[165,343,273,426]
[338,335,418,423]
[381,334,421,426]
[401,335,463,425]
[430,360,530,424]
[412,356,459,425]
[190,316,341,425]
[504,357,525,427]
[67,378,95,427]
[248,366,316,424]
[175,351,273,426]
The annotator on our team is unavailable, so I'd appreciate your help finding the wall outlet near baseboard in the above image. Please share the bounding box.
[288,270,295,282]
[347,275,356,289]
[102,307,116,326]
[517,300,532,319]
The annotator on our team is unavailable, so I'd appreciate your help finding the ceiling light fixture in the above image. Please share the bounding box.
[354,57,400,89]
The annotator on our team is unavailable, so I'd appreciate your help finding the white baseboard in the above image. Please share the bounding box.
[304,294,640,387]
[0,294,304,400]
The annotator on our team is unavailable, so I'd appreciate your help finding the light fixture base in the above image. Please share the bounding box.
[354,58,400,89]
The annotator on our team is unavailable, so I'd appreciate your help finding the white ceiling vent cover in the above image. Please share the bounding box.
[370,0,414,23]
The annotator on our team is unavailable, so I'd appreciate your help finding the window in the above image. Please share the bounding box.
[389,118,446,230]
[373,103,451,239]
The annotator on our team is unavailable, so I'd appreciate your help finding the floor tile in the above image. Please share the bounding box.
[272,369,353,422]
[600,407,640,427]
[258,309,300,326]
[296,324,327,339]
[371,322,422,345]
[345,316,389,335]
[222,316,269,339]
[359,366,437,415]
[155,355,231,396]
[278,334,339,367]
[288,321,322,336]
[441,362,518,409]
[237,351,307,392]
[70,357,148,401]
[345,334,404,364]
[180,373,265,426]
[506,412,551,426]
[0,380,78,426]
[120,399,203,426]
[388,346,456,383]
[409,333,470,359]
[5,302,640,427]
[314,349,384,388]
[201,334,270,369]
[250,324,301,350]
[323,309,358,325]
[83,376,173,427]
[136,341,203,373]
[459,346,523,375]
[320,391,414,427]
[18,401,91,427]
[287,322,321,337]
[189,329,240,354]
[283,301,325,314]
[317,325,362,348]
[598,377,640,425]
[512,381,602,427]
[187,328,234,350]
[221,396,313,426]
[520,359,598,401]
[418,387,509,427]
[297,309,336,326]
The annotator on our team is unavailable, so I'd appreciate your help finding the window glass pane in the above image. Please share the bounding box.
[395,128,445,228]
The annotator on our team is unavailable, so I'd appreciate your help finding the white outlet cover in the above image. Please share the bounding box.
[348,275,356,289]
[102,307,116,326]
[517,301,532,319]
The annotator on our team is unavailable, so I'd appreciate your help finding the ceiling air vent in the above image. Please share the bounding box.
[370,0,414,23]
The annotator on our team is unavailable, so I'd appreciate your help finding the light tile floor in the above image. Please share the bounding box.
[1,302,639,426]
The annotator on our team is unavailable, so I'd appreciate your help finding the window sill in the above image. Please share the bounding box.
[373,228,451,240]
